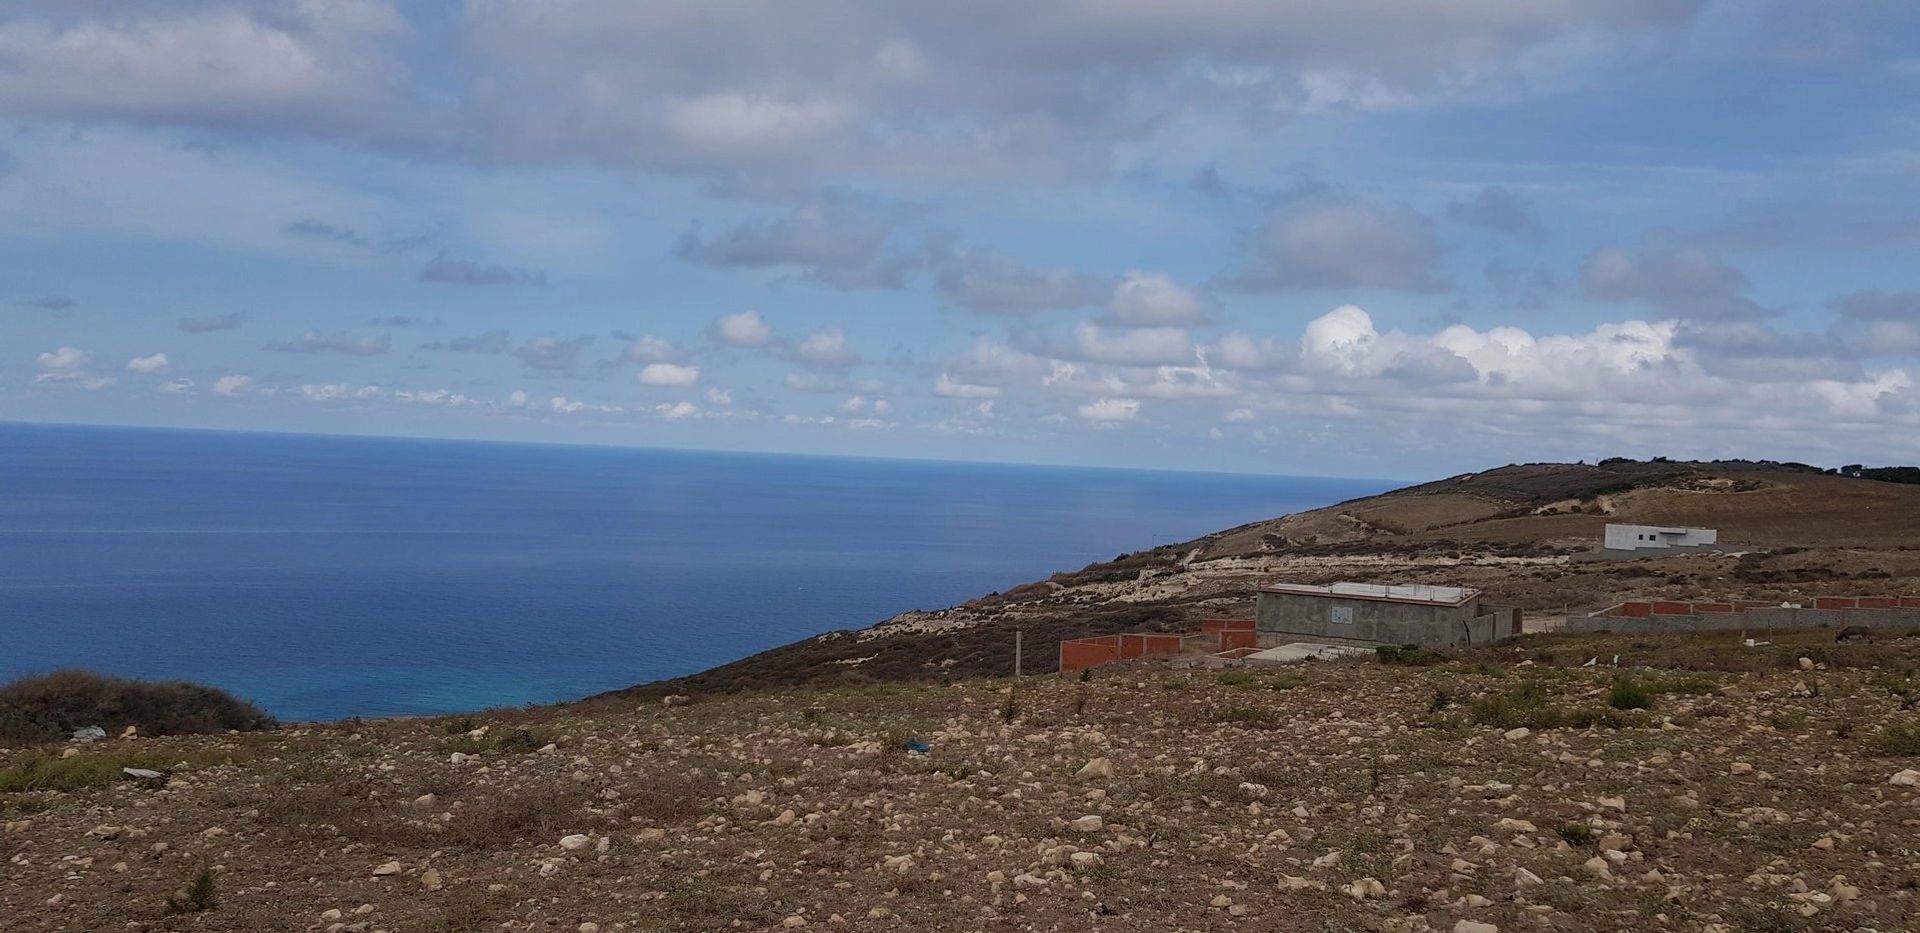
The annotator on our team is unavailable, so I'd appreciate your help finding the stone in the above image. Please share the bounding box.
[1729,762,1754,775]
[1889,769,1920,787]
[372,861,403,877]
[1069,815,1104,832]
[1076,758,1115,780]
[1455,922,1499,933]
[420,869,443,891]
[1496,818,1537,834]
[1797,657,1815,670]
[1514,868,1544,887]
[1503,727,1531,741]
[413,794,437,807]
[559,834,593,851]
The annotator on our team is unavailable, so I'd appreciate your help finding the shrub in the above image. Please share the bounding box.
[0,670,273,747]
[1469,681,1633,730]
[165,867,218,914]
[1555,823,1595,846]
[1608,676,1656,711]
[1375,644,1446,666]
[443,727,549,756]
[1869,722,1920,756]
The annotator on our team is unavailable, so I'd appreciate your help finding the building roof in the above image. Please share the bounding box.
[1257,581,1482,607]
[1605,523,1714,534]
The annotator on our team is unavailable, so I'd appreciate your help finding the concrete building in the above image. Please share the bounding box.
[1255,582,1516,648]
[1603,523,1718,552]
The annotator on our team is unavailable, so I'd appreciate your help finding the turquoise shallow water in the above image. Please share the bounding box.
[0,422,1392,720]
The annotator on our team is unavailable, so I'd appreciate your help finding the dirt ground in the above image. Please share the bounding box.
[6,628,1920,932]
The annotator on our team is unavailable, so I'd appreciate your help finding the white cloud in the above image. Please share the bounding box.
[1224,199,1447,293]
[158,378,193,394]
[623,335,679,364]
[1106,272,1206,327]
[1077,397,1141,423]
[934,373,1002,399]
[704,387,733,406]
[213,374,254,397]
[126,353,169,374]
[1072,322,1194,366]
[0,6,402,129]
[711,310,773,348]
[638,363,701,387]
[788,327,859,369]
[663,93,849,154]
[35,346,90,373]
[657,400,699,419]
[507,390,529,408]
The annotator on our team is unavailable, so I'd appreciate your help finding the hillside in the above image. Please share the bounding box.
[623,459,1920,696]
[7,630,1920,930]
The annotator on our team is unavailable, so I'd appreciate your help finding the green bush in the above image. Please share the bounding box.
[1375,644,1447,666]
[0,749,180,793]
[0,670,273,747]
[1608,676,1656,710]
[1870,722,1920,756]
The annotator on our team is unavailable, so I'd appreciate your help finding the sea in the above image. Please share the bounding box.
[0,422,1393,721]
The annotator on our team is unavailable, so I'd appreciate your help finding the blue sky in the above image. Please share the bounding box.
[4,1,1920,476]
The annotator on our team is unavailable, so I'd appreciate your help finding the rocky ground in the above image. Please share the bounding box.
[6,628,1920,932]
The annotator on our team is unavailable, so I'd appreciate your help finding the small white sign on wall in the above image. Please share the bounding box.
[1330,606,1354,625]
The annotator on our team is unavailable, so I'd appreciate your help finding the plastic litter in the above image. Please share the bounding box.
[122,768,164,780]
[71,726,107,742]
[903,738,931,755]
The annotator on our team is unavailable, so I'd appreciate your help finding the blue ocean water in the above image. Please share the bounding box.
[0,423,1392,721]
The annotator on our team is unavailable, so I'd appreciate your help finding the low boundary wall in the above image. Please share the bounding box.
[1567,596,1920,635]
[1060,619,1255,673]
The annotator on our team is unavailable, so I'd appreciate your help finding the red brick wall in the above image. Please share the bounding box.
[1059,637,1121,672]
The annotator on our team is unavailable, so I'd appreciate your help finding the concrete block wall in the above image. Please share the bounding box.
[1564,604,1920,636]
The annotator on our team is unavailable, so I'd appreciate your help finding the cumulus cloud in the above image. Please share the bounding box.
[675,198,914,290]
[1223,199,1448,293]
[934,373,1002,399]
[266,331,391,356]
[1831,291,1920,355]
[126,353,169,374]
[786,327,860,369]
[35,346,90,373]
[1077,397,1141,423]
[179,312,245,333]
[638,363,701,387]
[213,374,253,397]
[936,253,1107,314]
[455,2,1705,183]
[1445,186,1544,235]
[512,335,593,370]
[710,310,773,348]
[1581,234,1771,321]
[0,4,404,131]
[417,255,547,287]
[622,335,680,365]
[432,330,512,354]
[1069,323,1194,366]
[1105,272,1207,327]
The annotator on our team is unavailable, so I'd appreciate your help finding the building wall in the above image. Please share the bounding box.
[1605,524,1718,551]
[1255,592,1505,647]
[1564,605,1920,635]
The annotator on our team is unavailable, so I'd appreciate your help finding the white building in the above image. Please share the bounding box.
[1604,523,1718,552]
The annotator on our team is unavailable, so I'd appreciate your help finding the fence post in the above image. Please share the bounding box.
[1015,628,1023,678]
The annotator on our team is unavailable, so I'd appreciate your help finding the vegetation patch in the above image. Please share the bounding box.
[1375,644,1448,666]
[1469,681,1635,730]
[0,747,238,793]
[0,670,274,747]
[1867,721,1920,756]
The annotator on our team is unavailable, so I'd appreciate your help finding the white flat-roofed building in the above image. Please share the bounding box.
[1604,523,1718,552]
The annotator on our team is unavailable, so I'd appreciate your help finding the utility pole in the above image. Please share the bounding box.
[1014,628,1023,678]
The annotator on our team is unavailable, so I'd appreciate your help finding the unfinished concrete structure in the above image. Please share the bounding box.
[1604,523,1718,552]
[1256,582,1517,648]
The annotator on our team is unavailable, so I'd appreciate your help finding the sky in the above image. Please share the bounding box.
[4,1,1920,477]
